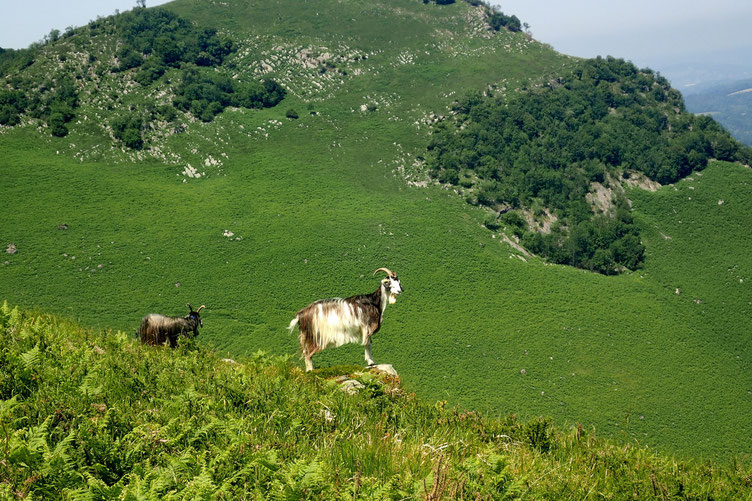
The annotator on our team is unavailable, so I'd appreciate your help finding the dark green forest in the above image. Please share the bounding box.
[427,56,752,273]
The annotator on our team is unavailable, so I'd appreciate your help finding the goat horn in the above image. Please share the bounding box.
[196,305,205,313]
[187,303,192,311]
[373,267,395,277]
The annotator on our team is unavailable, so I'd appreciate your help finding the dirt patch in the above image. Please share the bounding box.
[521,208,557,234]
[501,234,531,257]
[622,171,661,192]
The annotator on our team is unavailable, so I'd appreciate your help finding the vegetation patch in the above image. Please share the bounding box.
[1,303,750,499]
[427,56,752,273]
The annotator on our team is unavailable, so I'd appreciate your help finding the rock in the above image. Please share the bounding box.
[57,223,68,230]
[5,243,17,255]
[339,379,365,395]
[369,364,398,378]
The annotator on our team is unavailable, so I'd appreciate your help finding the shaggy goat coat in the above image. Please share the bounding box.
[139,305,204,347]
[289,270,402,371]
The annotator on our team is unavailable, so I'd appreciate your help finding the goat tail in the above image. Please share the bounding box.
[288,315,299,333]
[138,316,150,343]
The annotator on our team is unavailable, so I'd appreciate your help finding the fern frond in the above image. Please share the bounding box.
[20,341,41,371]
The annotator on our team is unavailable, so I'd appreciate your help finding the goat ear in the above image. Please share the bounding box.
[187,303,193,312]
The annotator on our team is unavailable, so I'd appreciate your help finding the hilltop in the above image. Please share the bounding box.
[1,0,752,461]
[2,303,750,499]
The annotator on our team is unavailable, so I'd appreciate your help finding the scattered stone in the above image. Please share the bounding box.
[339,379,365,395]
[5,243,17,255]
[675,288,680,295]
[520,369,527,375]
[221,358,237,364]
[369,364,398,378]
[58,223,69,230]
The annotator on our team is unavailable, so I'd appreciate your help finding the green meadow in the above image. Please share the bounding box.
[1,0,751,461]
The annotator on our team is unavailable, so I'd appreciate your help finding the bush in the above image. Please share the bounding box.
[482,214,499,231]
[285,108,299,119]
[173,67,285,122]
[111,114,143,149]
[134,58,166,85]
[49,112,68,137]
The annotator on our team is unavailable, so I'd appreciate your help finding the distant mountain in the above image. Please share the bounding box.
[646,45,752,95]
[684,77,752,146]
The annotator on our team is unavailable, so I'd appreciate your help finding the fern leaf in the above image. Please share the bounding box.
[20,341,41,371]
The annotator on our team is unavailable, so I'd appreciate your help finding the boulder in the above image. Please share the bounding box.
[339,379,365,395]
[369,364,399,378]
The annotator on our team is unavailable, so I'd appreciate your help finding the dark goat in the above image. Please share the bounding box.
[288,267,403,371]
[139,304,205,347]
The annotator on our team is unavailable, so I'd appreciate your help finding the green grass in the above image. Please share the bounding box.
[1,0,752,461]
[2,303,751,499]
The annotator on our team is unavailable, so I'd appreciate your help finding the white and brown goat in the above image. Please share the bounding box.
[288,267,403,371]
[139,304,205,347]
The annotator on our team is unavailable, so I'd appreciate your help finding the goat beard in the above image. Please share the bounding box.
[388,293,398,304]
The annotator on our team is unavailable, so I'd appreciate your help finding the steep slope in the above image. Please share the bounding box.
[1,0,751,459]
[2,303,750,499]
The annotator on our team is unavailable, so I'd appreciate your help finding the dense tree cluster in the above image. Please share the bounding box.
[427,56,752,273]
[0,90,27,126]
[105,7,285,143]
[423,0,524,32]
[111,114,144,150]
[113,7,235,75]
[1,6,286,146]
[0,47,37,77]
[0,49,79,135]
[462,0,522,32]
[172,65,285,123]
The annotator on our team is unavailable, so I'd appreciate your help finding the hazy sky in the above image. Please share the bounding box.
[497,0,752,69]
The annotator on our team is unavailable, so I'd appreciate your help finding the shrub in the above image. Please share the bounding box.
[111,114,143,149]
[49,112,68,137]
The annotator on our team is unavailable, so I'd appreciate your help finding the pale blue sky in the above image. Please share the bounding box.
[498,0,752,68]
[0,0,170,49]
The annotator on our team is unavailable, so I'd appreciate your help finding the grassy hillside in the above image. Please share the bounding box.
[2,303,751,499]
[1,0,752,461]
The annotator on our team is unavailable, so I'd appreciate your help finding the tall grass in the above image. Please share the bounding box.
[1,303,751,499]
